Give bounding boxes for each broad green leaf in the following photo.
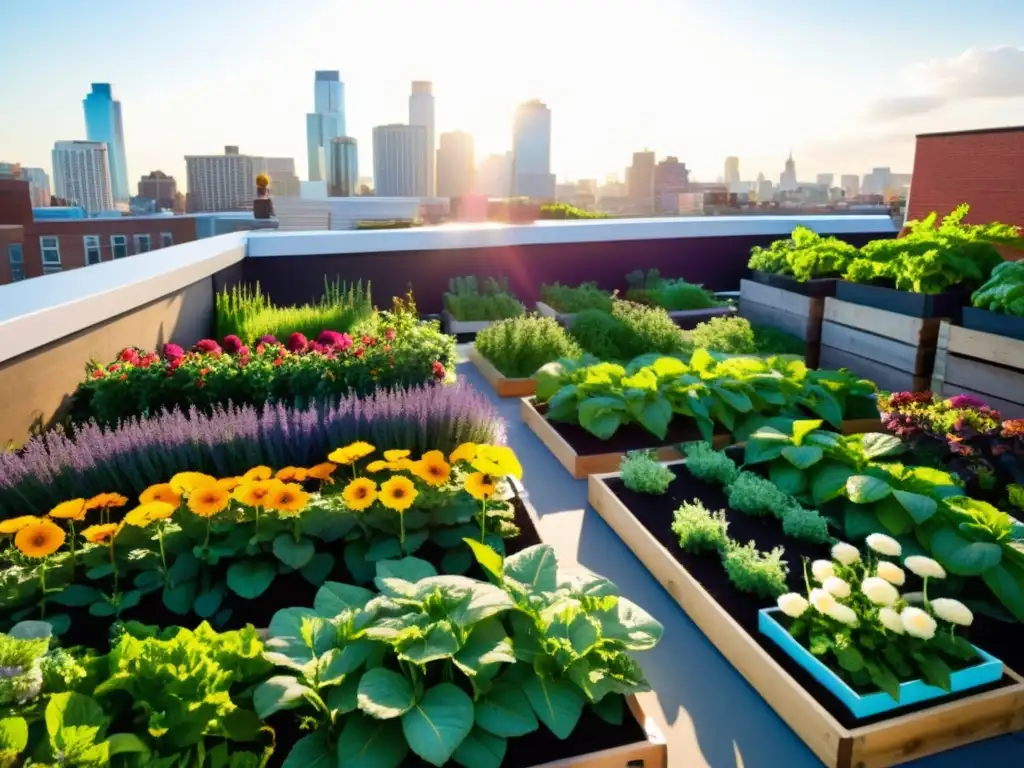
[578,396,626,440]
[504,545,557,595]
[464,539,504,583]
[45,692,106,742]
[844,502,882,540]
[221,708,262,743]
[166,551,200,586]
[441,547,474,575]
[781,445,823,469]
[357,668,416,719]
[835,644,865,673]
[591,694,624,725]
[475,683,538,738]
[892,490,938,524]
[344,540,376,583]
[982,562,1024,622]
[264,607,333,669]
[374,557,437,589]
[0,718,27,753]
[807,391,843,427]
[327,674,361,715]
[453,727,507,768]
[336,713,407,768]
[637,397,672,439]
[451,583,515,627]
[535,362,570,402]
[917,653,952,691]
[770,463,808,496]
[226,559,276,599]
[402,683,474,766]
[193,584,225,618]
[861,433,905,459]
[865,660,901,703]
[454,617,515,676]
[107,733,149,757]
[50,584,102,607]
[930,529,1002,576]
[742,438,786,466]
[651,356,687,377]
[300,553,335,586]
[281,731,337,768]
[254,676,315,719]
[366,538,404,562]
[875,496,914,536]
[162,581,197,615]
[791,419,823,446]
[811,462,855,506]
[400,624,460,665]
[846,475,892,504]
[274,534,317,569]
[522,675,584,739]
[315,582,376,618]
[319,640,378,684]
[594,597,663,650]
[712,386,753,414]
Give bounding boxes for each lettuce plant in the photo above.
[972,260,1024,316]
[257,542,662,767]
[748,226,858,281]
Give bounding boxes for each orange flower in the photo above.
[412,451,451,487]
[328,441,376,465]
[233,480,282,508]
[379,476,418,512]
[243,465,273,482]
[306,463,337,483]
[169,472,218,496]
[81,523,120,544]
[265,483,311,515]
[366,460,390,473]
[15,519,65,558]
[464,472,497,501]
[187,486,231,518]
[124,502,176,528]
[276,466,309,483]
[342,478,377,511]
[384,449,411,462]
[85,492,128,512]
[140,483,182,507]
[215,477,242,491]
[0,516,40,535]
[48,498,88,521]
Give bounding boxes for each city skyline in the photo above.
[2,1,1023,189]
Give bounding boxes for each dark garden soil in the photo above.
[604,464,1016,729]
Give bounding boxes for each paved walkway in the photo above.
[455,348,1024,767]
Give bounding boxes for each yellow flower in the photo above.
[449,443,478,464]
[265,483,311,515]
[276,466,309,483]
[81,523,120,544]
[328,441,376,465]
[366,460,389,473]
[233,480,282,508]
[0,516,40,535]
[187,486,231,518]
[15,519,66,558]
[471,445,523,480]
[412,452,451,487]
[169,472,218,496]
[140,483,182,507]
[124,502,176,528]
[48,499,88,521]
[384,449,411,462]
[243,465,273,482]
[342,478,378,511]
[307,463,337,483]
[215,477,242,491]
[379,476,418,512]
[85,492,129,512]
[464,472,497,501]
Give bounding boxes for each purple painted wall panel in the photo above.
[238,230,890,314]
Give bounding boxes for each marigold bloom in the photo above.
[187,486,231,518]
[328,441,376,465]
[233,480,282,508]
[140,483,182,507]
[85,492,129,512]
[342,478,378,511]
[0,516,40,535]
[15,519,66,558]
[265,483,311,514]
[449,443,478,464]
[215,477,242,491]
[49,498,88,521]
[379,476,418,512]
[243,465,273,482]
[464,472,497,501]
[412,453,451,487]
[384,449,411,462]
[471,445,522,480]
[366,460,389,473]
[169,472,218,495]
[276,466,309,483]
[124,502,176,528]
[306,463,337,483]
[82,523,120,544]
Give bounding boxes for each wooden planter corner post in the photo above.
[739,280,823,368]
[587,463,1024,768]
[931,322,1024,418]
[467,346,536,398]
[819,298,940,393]
[536,301,578,329]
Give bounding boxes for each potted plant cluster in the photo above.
[469,315,582,398]
[442,275,525,335]
[624,269,736,329]
[748,226,857,297]
[536,282,613,328]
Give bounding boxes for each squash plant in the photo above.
[741,418,1024,620]
[256,542,662,768]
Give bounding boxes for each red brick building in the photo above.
[0,179,198,284]
[908,126,1024,228]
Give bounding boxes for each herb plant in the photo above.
[971,260,1024,316]
[748,227,858,281]
[474,315,583,378]
[671,500,729,553]
[680,441,739,486]
[686,316,804,357]
[444,276,525,321]
[625,270,725,311]
[569,301,689,361]
[619,451,675,494]
[721,542,789,599]
[539,282,613,313]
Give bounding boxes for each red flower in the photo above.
[120,347,140,364]
[168,358,182,372]
[194,339,222,355]
[287,333,308,353]
[361,335,371,345]
[259,334,278,345]
[354,346,365,358]
[91,369,106,379]
[108,363,121,373]
[163,343,184,361]
[432,361,446,379]
[221,334,244,354]
[119,373,127,381]
[273,357,284,367]
[199,367,211,376]
[385,328,396,341]
[256,343,266,355]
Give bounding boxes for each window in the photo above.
[111,235,127,259]
[160,232,174,248]
[8,244,24,282]
[39,236,61,274]
[134,234,151,253]
[83,235,102,265]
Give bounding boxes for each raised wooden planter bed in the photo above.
[835,281,971,321]
[588,461,1024,768]
[931,321,1024,418]
[739,279,823,367]
[819,298,940,393]
[536,301,578,329]
[961,306,1024,342]
[665,305,736,330]
[467,345,536,398]
[442,310,498,336]
[521,397,730,479]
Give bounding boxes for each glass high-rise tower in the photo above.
[83,84,130,204]
[306,71,347,182]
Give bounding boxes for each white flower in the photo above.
[866,533,902,557]
[831,542,861,565]
[810,588,837,615]
[904,556,947,580]
[930,598,974,627]
[825,603,860,627]
[823,576,851,599]
[878,607,904,634]
[777,593,810,619]
[861,576,900,606]
[811,559,835,583]
[876,561,906,587]
[901,606,938,640]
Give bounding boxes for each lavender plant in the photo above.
[0,382,505,515]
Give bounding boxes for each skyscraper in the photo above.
[329,137,359,197]
[264,158,301,198]
[137,170,178,209]
[512,100,554,200]
[185,145,266,212]
[373,125,428,197]
[52,140,114,213]
[409,82,435,196]
[477,152,513,198]
[654,156,688,212]
[724,156,740,185]
[306,71,346,182]
[436,131,475,199]
[83,83,130,204]
[627,150,656,211]
[840,174,859,198]
[779,151,797,192]
[816,173,834,188]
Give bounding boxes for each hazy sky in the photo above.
[2,0,1023,190]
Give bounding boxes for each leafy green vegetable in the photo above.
[971,259,1024,317]
[619,451,675,495]
[539,282,613,313]
[748,226,858,281]
[444,276,525,321]
[474,315,583,378]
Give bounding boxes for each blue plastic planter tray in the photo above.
[758,608,1004,719]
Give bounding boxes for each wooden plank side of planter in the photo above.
[588,467,1024,768]
[740,299,821,342]
[819,346,929,393]
[536,301,578,329]
[824,299,940,348]
[740,279,818,318]
[943,322,1024,367]
[931,321,1024,416]
[821,323,933,376]
[530,694,667,768]
[442,311,496,336]
[467,346,536,398]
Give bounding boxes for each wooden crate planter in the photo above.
[931,322,1024,418]
[467,346,536,398]
[521,397,730,479]
[442,310,497,336]
[588,464,1024,768]
[819,298,940,393]
[536,301,578,329]
[739,279,823,367]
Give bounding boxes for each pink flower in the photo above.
[194,339,222,355]
[307,341,329,355]
[163,343,184,361]
[317,330,344,347]
[221,334,244,354]
[385,328,396,342]
[120,347,140,365]
[287,332,308,353]
[255,343,266,355]
[946,394,986,410]
[259,334,278,345]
